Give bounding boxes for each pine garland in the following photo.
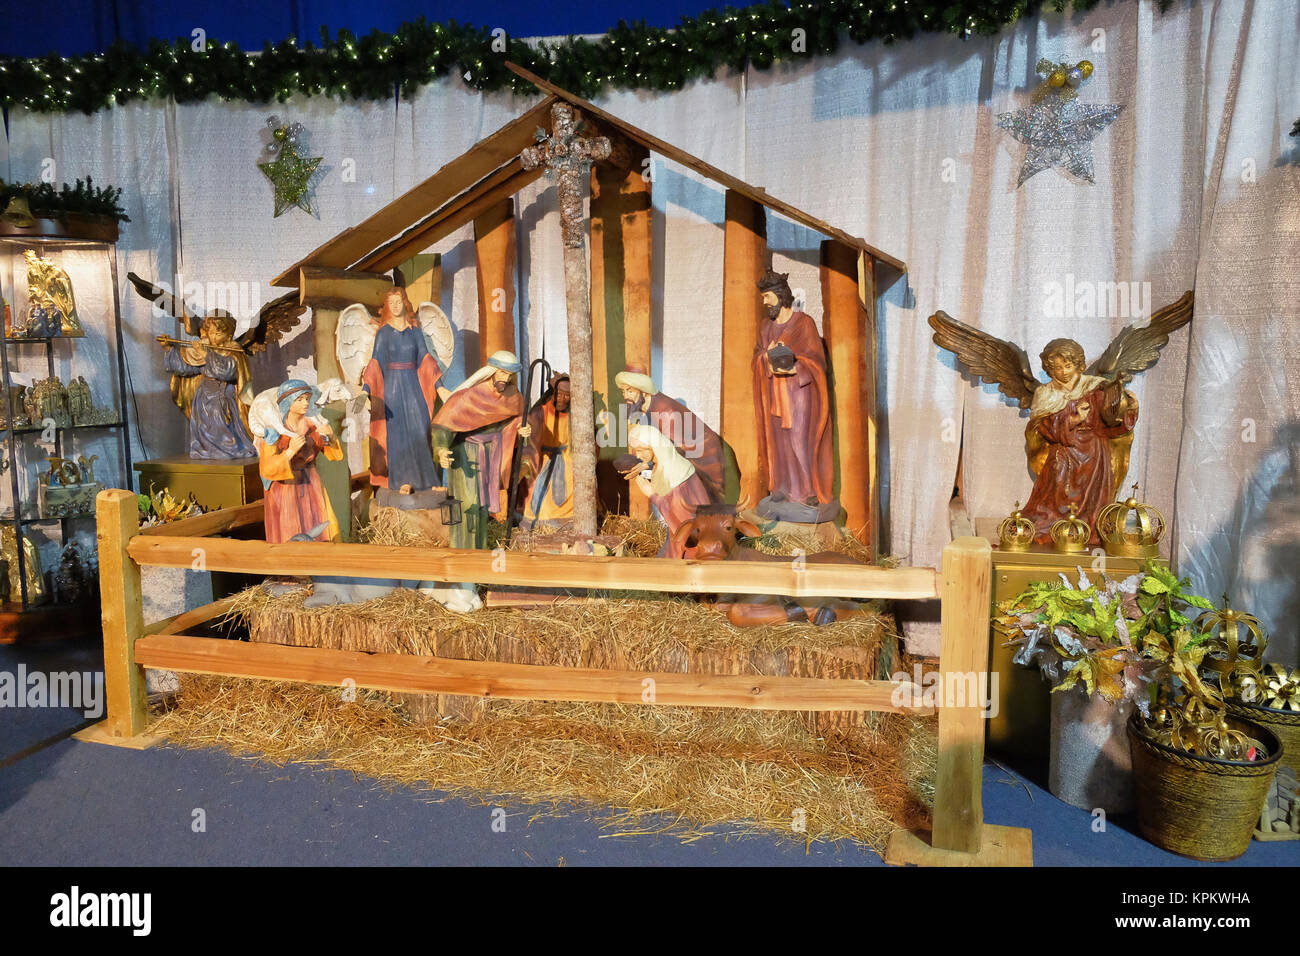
[0,177,131,222]
[0,0,1162,115]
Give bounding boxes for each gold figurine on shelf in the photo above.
[0,525,46,605]
[21,250,84,337]
[929,291,1193,545]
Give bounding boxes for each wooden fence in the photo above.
[88,486,1031,865]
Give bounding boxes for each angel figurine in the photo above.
[335,285,455,492]
[247,380,344,543]
[929,291,1193,545]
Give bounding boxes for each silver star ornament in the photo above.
[997,98,1123,187]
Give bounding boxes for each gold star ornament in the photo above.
[258,116,322,217]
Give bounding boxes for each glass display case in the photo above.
[0,217,133,638]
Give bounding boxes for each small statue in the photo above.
[55,541,97,606]
[620,422,712,558]
[615,366,727,504]
[1,525,46,605]
[753,269,837,522]
[521,372,574,530]
[127,273,258,460]
[335,286,455,492]
[248,380,343,543]
[22,250,84,337]
[25,376,69,428]
[431,351,527,550]
[929,292,1193,544]
[66,376,92,424]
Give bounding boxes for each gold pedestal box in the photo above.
[133,456,263,511]
[974,517,1167,760]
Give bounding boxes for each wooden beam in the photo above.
[146,594,242,636]
[357,164,542,276]
[134,634,935,715]
[271,96,560,287]
[474,197,518,364]
[590,140,654,523]
[822,240,872,549]
[396,253,442,308]
[96,489,148,738]
[721,190,767,508]
[504,62,906,274]
[126,535,941,601]
[858,252,881,556]
[932,536,993,853]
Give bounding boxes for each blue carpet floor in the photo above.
[1,641,1295,867]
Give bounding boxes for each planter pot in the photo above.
[1049,685,1135,813]
[1127,714,1281,861]
[1224,698,1298,776]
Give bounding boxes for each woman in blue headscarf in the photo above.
[257,380,344,543]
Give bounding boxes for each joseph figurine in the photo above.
[753,269,836,521]
[431,351,528,550]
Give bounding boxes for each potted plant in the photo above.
[996,562,1219,814]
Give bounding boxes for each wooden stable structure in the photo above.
[267,63,902,550]
[82,486,1032,866]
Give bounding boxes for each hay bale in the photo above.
[231,585,897,736]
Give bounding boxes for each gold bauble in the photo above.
[1078,60,1094,78]
[1049,69,1067,88]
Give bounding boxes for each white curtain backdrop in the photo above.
[4,0,1297,657]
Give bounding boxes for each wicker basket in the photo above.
[1127,714,1280,861]
[1224,698,1299,776]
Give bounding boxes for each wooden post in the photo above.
[933,535,992,852]
[474,198,517,365]
[721,190,767,507]
[591,141,653,517]
[397,253,442,310]
[95,489,148,739]
[821,240,872,549]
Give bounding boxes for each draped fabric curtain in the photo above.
[4,0,1296,657]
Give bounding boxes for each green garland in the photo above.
[0,177,131,222]
[1,0,1162,115]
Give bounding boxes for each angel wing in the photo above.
[126,272,202,335]
[928,311,1040,409]
[246,387,289,444]
[241,291,310,356]
[1086,291,1194,382]
[416,301,455,371]
[335,303,380,386]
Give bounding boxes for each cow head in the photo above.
[670,504,762,560]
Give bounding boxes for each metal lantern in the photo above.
[439,493,463,527]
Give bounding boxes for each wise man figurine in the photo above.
[614,366,727,504]
[752,269,837,523]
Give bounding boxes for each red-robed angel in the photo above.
[928,292,1193,545]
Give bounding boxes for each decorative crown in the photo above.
[1049,504,1090,553]
[998,501,1036,552]
[1097,485,1165,558]
[1197,597,1267,686]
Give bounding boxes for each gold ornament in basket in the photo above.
[1197,600,1268,688]
[1097,484,1165,558]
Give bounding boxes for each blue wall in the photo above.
[3,0,760,57]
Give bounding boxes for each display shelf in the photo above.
[0,229,133,621]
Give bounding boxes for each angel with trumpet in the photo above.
[335,286,455,493]
[928,291,1193,545]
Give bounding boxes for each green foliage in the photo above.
[997,559,1222,707]
[0,177,131,223]
[0,1,1153,114]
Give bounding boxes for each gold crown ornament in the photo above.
[1197,598,1268,685]
[998,501,1037,552]
[1097,485,1165,558]
[1049,504,1090,553]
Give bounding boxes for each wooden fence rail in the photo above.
[88,487,1031,866]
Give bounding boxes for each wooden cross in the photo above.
[520,104,611,538]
